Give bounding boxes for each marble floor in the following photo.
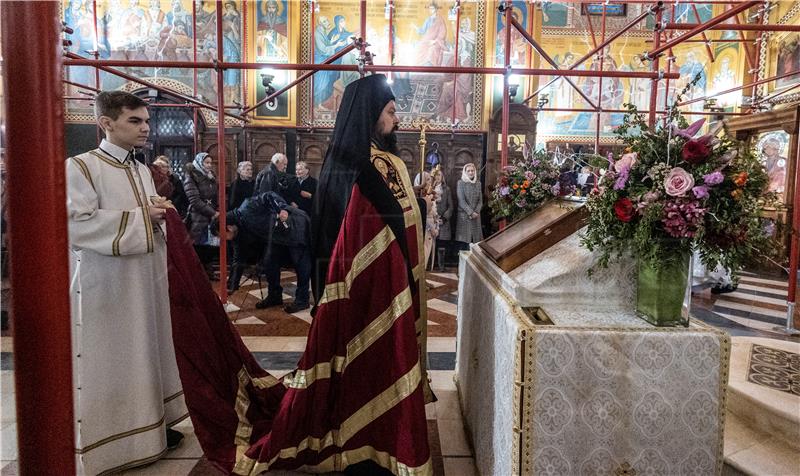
[0,266,797,475]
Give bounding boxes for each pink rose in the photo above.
[664,167,695,197]
[614,152,638,173]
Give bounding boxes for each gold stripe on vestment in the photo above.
[345,288,412,365]
[309,447,433,475]
[167,412,190,428]
[95,447,168,476]
[237,362,422,475]
[318,224,395,305]
[75,414,165,454]
[89,150,127,169]
[234,368,254,447]
[250,374,281,389]
[112,211,130,257]
[284,356,346,389]
[230,367,256,475]
[132,164,156,251]
[71,157,95,191]
[283,288,411,391]
[163,390,184,404]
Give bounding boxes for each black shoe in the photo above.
[255,295,283,309]
[711,283,738,294]
[284,302,310,313]
[166,428,184,450]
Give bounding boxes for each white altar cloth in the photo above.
[456,234,730,475]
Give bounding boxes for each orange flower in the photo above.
[731,189,743,200]
[522,180,530,188]
[512,183,519,190]
[519,189,527,195]
[733,172,748,187]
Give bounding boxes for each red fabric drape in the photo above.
[165,183,431,475]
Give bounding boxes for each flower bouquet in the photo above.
[581,100,772,326]
[489,149,577,223]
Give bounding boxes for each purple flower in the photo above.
[524,170,535,181]
[692,185,710,199]
[551,183,561,196]
[662,198,706,238]
[499,186,510,197]
[613,167,630,190]
[703,171,724,186]
[671,118,705,139]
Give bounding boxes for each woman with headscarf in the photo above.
[432,167,453,269]
[164,75,433,475]
[455,162,482,247]
[184,152,219,276]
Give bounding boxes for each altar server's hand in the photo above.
[149,205,168,224]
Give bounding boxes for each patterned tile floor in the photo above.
[0,268,472,476]
[1,265,798,475]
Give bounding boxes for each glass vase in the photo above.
[636,253,690,327]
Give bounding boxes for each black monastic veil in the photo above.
[310,74,415,306]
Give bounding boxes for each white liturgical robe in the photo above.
[66,140,187,475]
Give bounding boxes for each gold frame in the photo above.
[246,0,298,125]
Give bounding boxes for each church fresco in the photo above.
[306,0,484,129]
[63,0,244,118]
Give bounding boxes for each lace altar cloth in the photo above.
[456,232,730,476]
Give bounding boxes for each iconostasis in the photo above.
[61,0,798,140]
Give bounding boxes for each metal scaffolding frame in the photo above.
[4,1,800,471]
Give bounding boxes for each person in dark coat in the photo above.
[294,160,317,216]
[225,160,255,292]
[252,152,297,204]
[227,160,254,211]
[184,152,219,277]
[225,192,312,313]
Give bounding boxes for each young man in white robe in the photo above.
[66,91,187,475]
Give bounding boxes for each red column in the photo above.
[1,2,76,473]
[216,1,228,303]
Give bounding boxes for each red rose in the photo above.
[682,138,711,164]
[614,197,634,222]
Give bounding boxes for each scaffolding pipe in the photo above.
[2,2,76,472]
[644,1,759,59]
[359,0,367,78]
[648,6,662,127]
[665,22,800,32]
[595,3,608,153]
[751,82,800,106]
[732,12,756,70]
[450,0,461,127]
[63,57,679,79]
[510,17,598,109]
[63,79,101,92]
[677,68,800,107]
[242,42,357,115]
[538,107,748,116]
[216,0,228,304]
[523,2,662,104]
[64,52,249,122]
[692,3,715,64]
[501,1,512,171]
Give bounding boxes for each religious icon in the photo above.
[755,131,790,199]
